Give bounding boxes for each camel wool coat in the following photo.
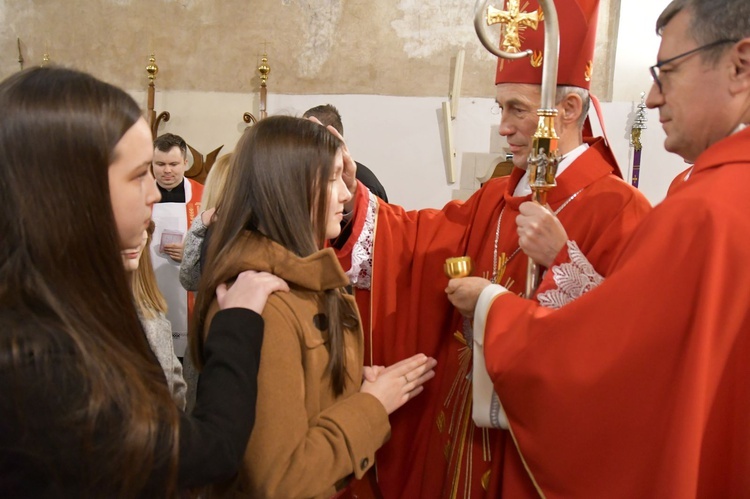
[204,231,390,499]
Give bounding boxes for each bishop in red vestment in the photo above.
[335,2,651,496]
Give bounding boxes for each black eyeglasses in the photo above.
[649,39,738,93]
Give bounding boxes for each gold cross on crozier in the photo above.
[487,0,539,53]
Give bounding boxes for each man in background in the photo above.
[150,133,203,357]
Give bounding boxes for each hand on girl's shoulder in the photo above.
[216,270,289,315]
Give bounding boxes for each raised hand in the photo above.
[306,115,358,199]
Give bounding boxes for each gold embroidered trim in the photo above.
[584,60,594,82]
[531,50,544,68]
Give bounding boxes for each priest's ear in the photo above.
[728,38,750,95]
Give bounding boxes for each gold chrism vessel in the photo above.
[444,256,474,279]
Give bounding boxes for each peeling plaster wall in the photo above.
[1,0,617,98]
[1,0,488,96]
[1,0,684,211]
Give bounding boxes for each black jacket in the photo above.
[0,307,263,496]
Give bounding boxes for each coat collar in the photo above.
[224,231,349,292]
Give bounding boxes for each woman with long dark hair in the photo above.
[193,116,437,498]
[0,66,287,497]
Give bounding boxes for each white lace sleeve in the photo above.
[346,189,378,290]
[537,240,604,309]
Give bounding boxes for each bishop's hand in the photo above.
[325,125,357,197]
[446,277,492,318]
[516,201,567,268]
[307,116,358,211]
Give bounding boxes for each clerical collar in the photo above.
[684,123,748,183]
[158,178,186,203]
[513,143,589,197]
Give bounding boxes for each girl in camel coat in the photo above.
[193,116,437,498]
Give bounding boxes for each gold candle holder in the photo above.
[444,256,474,279]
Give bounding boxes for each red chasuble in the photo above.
[480,127,750,497]
[667,164,693,196]
[336,138,651,498]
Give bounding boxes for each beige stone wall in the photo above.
[1,0,616,99]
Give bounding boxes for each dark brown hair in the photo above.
[194,116,357,396]
[154,132,188,158]
[657,0,750,62]
[303,104,345,135]
[0,67,178,496]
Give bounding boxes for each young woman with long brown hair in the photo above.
[193,116,437,498]
[0,66,288,497]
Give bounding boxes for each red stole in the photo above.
[186,178,203,327]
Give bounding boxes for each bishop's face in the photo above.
[495,83,543,170]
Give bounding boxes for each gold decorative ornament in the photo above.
[258,53,271,86]
[145,53,170,138]
[584,60,594,82]
[437,410,446,433]
[244,51,272,124]
[481,469,491,490]
[146,55,158,82]
[531,50,544,68]
[487,0,540,53]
